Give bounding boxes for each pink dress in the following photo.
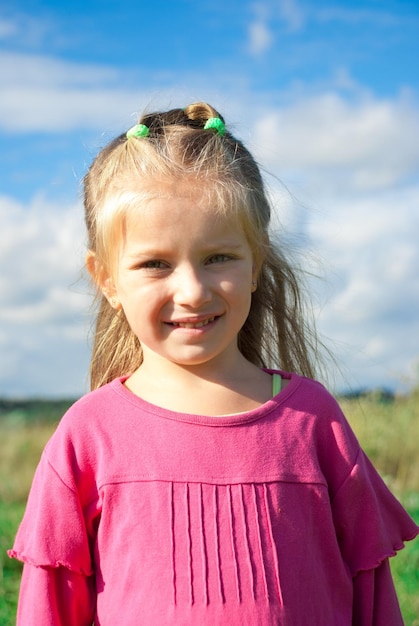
[9,372,418,625]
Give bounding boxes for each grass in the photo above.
[390,493,419,626]
[0,502,25,624]
[0,417,57,624]
[339,389,419,494]
[0,392,418,624]
[339,390,419,625]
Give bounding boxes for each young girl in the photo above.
[10,102,418,625]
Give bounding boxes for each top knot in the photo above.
[126,124,150,139]
[203,117,226,136]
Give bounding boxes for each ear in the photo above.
[86,251,122,310]
[251,266,258,293]
[251,233,268,292]
[251,257,262,293]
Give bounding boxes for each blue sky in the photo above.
[1,0,419,397]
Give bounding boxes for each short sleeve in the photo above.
[8,450,94,576]
[331,447,419,577]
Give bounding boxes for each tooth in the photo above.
[172,316,215,328]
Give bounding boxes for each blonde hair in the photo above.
[84,102,320,389]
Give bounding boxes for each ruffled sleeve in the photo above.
[8,449,94,576]
[16,562,96,626]
[308,382,419,577]
[352,559,404,626]
[331,447,418,577]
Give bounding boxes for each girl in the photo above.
[10,102,418,625]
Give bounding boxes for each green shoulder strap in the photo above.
[272,373,282,396]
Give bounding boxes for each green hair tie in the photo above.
[203,117,225,136]
[126,124,150,139]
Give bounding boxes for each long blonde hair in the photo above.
[84,102,320,389]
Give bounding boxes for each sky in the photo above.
[1,0,418,398]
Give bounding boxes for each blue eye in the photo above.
[141,260,168,269]
[207,254,231,264]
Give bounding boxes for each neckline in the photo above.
[110,370,301,427]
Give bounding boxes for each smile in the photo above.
[170,316,216,329]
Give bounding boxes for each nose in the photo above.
[172,265,211,308]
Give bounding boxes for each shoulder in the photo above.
[54,378,126,435]
[276,372,349,436]
[281,373,361,488]
[286,373,342,412]
[283,373,348,423]
[43,379,129,478]
[270,371,361,456]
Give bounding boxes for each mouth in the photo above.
[168,316,217,329]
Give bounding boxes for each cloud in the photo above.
[278,0,305,31]
[305,181,419,390]
[245,84,419,392]
[247,3,274,56]
[253,89,419,192]
[0,51,145,133]
[315,6,406,27]
[0,51,118,88]
[0,9,82,50]
[0,50,242,134]
[248,19,273,55]
[0,195,92,397]
[264,181,419,391]
[246,0,411,53]
[0,16,17,38]
[247,0,304,56]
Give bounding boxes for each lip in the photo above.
[165,315,219,329]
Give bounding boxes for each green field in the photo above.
[1,392,418,624]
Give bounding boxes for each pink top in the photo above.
[10,372,418,625]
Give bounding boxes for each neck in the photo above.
[125,352,273,416]
[139,342,258,382]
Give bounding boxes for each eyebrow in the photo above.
[124,241,246,259]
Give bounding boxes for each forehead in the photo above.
[123,187,247,245]
[129,177,225,209]
[120,177,242,228]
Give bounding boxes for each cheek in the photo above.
[220,270,253,295]
[221,281,253,316]
[119,283,168,318]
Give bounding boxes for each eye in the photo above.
[206,253,233,264]
[139,260,169,270]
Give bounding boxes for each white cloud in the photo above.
[0,10,75,49]
[315,6,405,27]
[248,19,273,55]
[247,3,274,56]
[305,184,419,391]
[0,51,240,134]
[246,84,419,393]
[0,17,17,38]
[0,51,118,88]
[278,0,305,31]
[253,89,419,192]
[0,51,145,133]
[247,0,304,56]
[0,195,92,397]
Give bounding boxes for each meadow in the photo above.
[0,392,418,624]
